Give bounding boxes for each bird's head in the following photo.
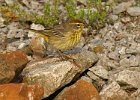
[66,19,84,32]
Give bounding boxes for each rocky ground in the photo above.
[0,0,140,100]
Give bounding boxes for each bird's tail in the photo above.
[28,29,49,42]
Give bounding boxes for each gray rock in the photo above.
[134,35,140,43]
[87,71,106,90]
[127,7,140,16]
[69,50,98,72]
[116,70,140,88]
[97,54,119,70]
[121,17,131,23]
[103,42,116,52]
[87,71,100,80]
[14,29,26,39]
[6,45,17,51]
[109,14,118,21]
[18,43,27,49]
[28,31,36,38]
[119,47,126,55]
[30,23,45,30]
[77,0,87,6]
[30,37,46,57]
[114,22,123,32]
[6,23,25,39]
[106,60,119,70]
[80,76,93,83]
[89,65,109,79]
[22,50,98,98]
[22,58,79,97]
[0,34,6,51]
[126,67,140,72]
[126,43,140,54]
[113,1,134,14]
[7,30,17,39]
[5,0,16,5]
[108,49,120,60]
[129,89,140,100]
[120,55,139,67]
[100,81,129,100]
[0,17,5,27]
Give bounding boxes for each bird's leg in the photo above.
[57,50,81,68]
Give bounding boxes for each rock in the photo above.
[14,29,26,39]
[28,30,35,38]
[30,23,45,30]
[21,0,30,8]
[22,50,98,98]
[6,22,23,39]
[108,49,120,60]
[134,35,140,43]
[55,80,100,100]
[109,14,118,21]
[126,43,140,54]
[121,17,131,23]
[103,41,116,53]
[113,22,123,32]
[129,89,140,100]
[86,39,104,53]
[30,37,47,58]
[0,34,7,51]
[0,51,28,83]
[89,65,109,79]
[126,67,140,72]
[6,39,30,52]
[87,71,100,81]
[7,30,17,39]
[0,17,5,27]
[80,76,93,83]
[69,50,98,72]
[30,1,42,10]
[127,7,140,16]
[119,55,139,67]
[77,0,87,6]
[113,1,134,14]
[7,29,26,40]
[87,71,106,91]
[97,54,119,70]
[119,47,126,55]
[5,0,16,5]
[18,43,27,49]
[0,83,44,100]
[116,70,140,88]
[6,45,17,51]
[100,81,129,100]
[22,58,79,98]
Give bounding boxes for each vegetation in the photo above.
[0,0,108,29]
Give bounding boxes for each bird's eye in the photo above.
[76,24,81,28]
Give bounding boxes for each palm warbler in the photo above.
[31,19,84,52]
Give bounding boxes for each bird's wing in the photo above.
[29,23,69,38]
[43,24,69,37]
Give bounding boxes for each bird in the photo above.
[30,19,84,52]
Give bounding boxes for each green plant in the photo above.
[75,9,85,20]
[42,2,58,27]
[0,0,108,29]
[66,0,76,18]
[87,0,107,29]
[4,2,59,27]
